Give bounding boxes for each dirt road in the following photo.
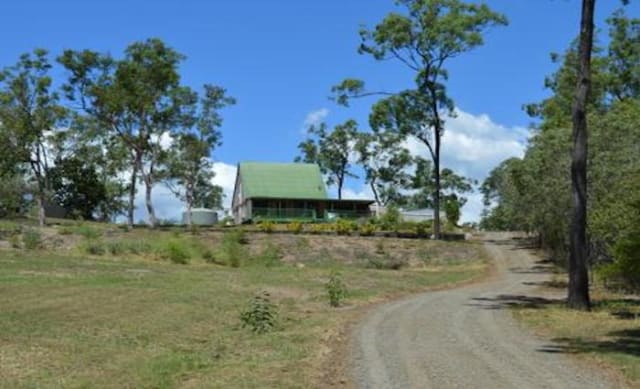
[351,233,618,389]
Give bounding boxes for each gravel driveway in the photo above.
[351,233,618,389]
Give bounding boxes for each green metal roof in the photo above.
[239,162,328,200]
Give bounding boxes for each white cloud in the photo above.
[211,162,237,209]
[301,108,329,132]
[344,108,528,223]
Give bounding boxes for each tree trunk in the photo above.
[185,198,193,227]
[127,158,139,229]
[143,173,157,228]
[568,0,595,311]
[432,131,442,239]
[337,176,343,200]
[36,191,46,227]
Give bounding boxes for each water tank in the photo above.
[182,208,218,225]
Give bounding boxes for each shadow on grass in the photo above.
[538,329,640,357]
[468,294,562,310]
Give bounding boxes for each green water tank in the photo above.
[182,208,218,225]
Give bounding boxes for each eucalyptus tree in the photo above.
[568,0,596,310]
[165,85,234,226]
[332,0,507,238]
[296,119,359,199]
[60,39,233,228]
[355,131,413,206]
[0,49,67,226]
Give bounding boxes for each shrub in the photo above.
[326,271,347,307]
[335,219,356,235]
[58,226,74,235]
[598,234,640,292]
[202,249,216,263]
[379,207,401,232]
[0,221,21,239]
[374,239,385,255]
[415,221,430,236]
[309,223,327,234]
[222,231,248,267]
[22,228,42,250]
[83,241,105,255]
[8,234,21,249]
[164,241,191,264]
[75,224,102,240]
[240,291,277,333]
[359,222,377,236]
[286,221,303,234]
[258,221,275,233]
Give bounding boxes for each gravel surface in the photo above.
[352,233,618,389]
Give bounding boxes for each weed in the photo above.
[202,249,216,263]
[221,231,248,267]
[8,234,21,249]
[83,241,106,255]
[240,291,277,333]
[58,226,74,235]
[75,225,102,240]
[415,222,430,236]
[309,223,326,234]
[0,221,21,239]
[164,241,191,264]
[326,271,347,307]
[22,228,42,250]
[375,239,385,255]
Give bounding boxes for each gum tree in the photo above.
[333,0,506,238]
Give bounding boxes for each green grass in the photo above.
[0,232,486,388]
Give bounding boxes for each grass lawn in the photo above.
[0,225,487,388]
[512,278,640,387]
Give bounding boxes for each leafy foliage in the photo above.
[325,271,347,307]
[240,291,277,334]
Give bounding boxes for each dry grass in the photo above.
[512,279,640,387]
[0,226,487,388]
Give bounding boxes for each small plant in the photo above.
[75,224,102,240]
[240,291,277,334]
[164,241,191,264]
[202,249,216,263]
[83,241,105,255]
[222,230,248,267]
[0,221,21,239]
[106,241,126,255]
[286,221,303,234]
[326,271,347,307]
[8,234,21,249]
[374,239,385,255]
[58,226,74,235]
[22,228,42,250]
[258,221,275,233]
[359,222,377,236]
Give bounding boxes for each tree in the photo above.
[354,130,413,206]
[164,85,233,226]
[332,0,507,238]
[60,39,232,228]
[0,49,67,226]
[46,155,113,220]
[567,0,596,311]
[406,157,475,211]
[296,120,359,199]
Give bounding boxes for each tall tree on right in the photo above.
[568,0,596,310]
[332,0,506,238]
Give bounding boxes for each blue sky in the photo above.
[2,0,638,222]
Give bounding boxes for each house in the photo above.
[231,162,374,224]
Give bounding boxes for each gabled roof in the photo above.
[238,162,328,200]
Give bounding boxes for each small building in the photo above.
[232,162,374,224]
